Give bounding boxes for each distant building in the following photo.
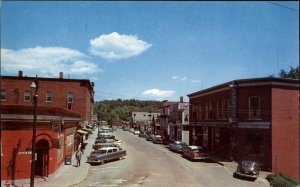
[187,77,299,179]
[0,71,95,184]
[131,111,160,133]
[159,97,190,144]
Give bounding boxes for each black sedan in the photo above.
[234,160,260,180]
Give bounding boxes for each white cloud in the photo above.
[142,89,175,98]
[181,77,187,81]
[1,46,101,77]
[191,79,201,83]
[172,75,188,81]
[172,75,179,80]
[89,32,152,60]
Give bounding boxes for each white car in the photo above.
[134,131,140,135]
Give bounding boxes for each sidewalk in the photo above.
[22,131,97,187]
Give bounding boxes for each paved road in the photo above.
[74,129,269,187]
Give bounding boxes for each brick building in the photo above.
[0,71,95,184]
[1,71,94,122]
[187,77,299,179]
[160,97,190,144]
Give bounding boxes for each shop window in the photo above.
[249,96,261,119]
[46,91,53,102]
[24,91,30,101]
[1,90,6,101]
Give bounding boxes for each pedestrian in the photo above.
[75,150,82,167]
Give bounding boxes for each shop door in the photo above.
[35,139,49,177]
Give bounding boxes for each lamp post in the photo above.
[30,80,39,187]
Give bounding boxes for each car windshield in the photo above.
[241,161,256,166]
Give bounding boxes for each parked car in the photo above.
[145,134,153,141]
[87,147,126,165]
[152,135,164,144]
[134,130,140,135]
[122,127,129,131]
[93,142,120,150]
[98,133,115,139]
[234,160,260,180]
[129,128,135,133]
[182,146,208,160]
[139,132,146,138]
[169,141,188,153]
[94,138,122,146]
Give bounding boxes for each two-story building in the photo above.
[1,71,95,185]
[131,111,160,133]
[187,77,299,179]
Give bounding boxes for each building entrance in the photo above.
[35,139,49,177]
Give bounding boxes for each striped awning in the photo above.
[77,129,88,134]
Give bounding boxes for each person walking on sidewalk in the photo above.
[75,150,82,167]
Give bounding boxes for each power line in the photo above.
[266,1,299,12]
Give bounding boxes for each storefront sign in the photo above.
[18,151,32,155]
[51,120,62,132]
[229,82,237,123]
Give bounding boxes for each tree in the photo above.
[278,66,299,79]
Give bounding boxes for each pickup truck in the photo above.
[87,147,126,165]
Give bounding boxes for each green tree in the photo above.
[278,66,299,79]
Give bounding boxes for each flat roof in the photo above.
[187,77,299,97]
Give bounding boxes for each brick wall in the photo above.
[1,77,93,121]
[272,87,299,179]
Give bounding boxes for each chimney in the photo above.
[18,70,23,77]
[59,72,63,79]
[180,96,183,103]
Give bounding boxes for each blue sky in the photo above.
[1,1,299,101]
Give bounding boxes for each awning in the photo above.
[77,129,88,134]
[82,128,93,133]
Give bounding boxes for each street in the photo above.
[74,129,270,187]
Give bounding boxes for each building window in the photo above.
[24,91,30,101]
[1,90,6,101]
[197,104,202,121]
[67,92,73,110]
[46,91,53,102]
[249,96,261,119]
[222,100,228,119]
[208,102,213,119]
[217,101,222,119]
[205,103,209,120]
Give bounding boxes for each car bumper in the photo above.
[235,171,258,179]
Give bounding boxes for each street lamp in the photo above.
[30,80,39,187]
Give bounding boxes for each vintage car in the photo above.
[94,138,122,146]
[182,146,208,160]
[87,147,126,165]
[129,128,135,133]
[152,135,164,144]
[145,134,153,141]
[169,141,188,153]
[234,160,260,180]
[98,133,115,139]
[134,130,140,135]
[139,132,146,138]
[92,142,120,150]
